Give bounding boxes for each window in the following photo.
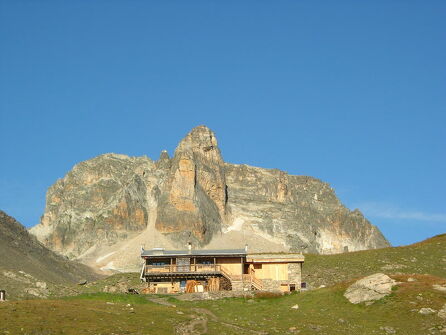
[254,264,262,269]
[200,260,212,265]
[152,262,167,266]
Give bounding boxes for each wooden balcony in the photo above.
[143,264,223,276]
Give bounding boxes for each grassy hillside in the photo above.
[302,234,446,288]
[0,273,445,335]
[0,211,101,300]
[0,233,445,334]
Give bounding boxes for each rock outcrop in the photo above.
[344,273,397,304]
[30,125,390,270]
[155,126,227,246]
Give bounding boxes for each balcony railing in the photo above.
[144,264,222,274]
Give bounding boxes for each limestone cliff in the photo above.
[30,126,389,270]
[155,126,227,246]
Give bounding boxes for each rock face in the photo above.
[30,125,390,270]
[31,154,155,258]
[344,273,397,304]
[155,126,227,246]
[224,164,387,253]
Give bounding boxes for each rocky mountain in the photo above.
[0,210,100,299]
[30,126,389,271]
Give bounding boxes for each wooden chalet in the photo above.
[140,246,304,293]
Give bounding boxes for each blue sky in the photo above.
[0,1,445,246]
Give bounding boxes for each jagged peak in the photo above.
[174,125,220,157]
[159,150,170,160]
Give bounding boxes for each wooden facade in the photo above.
[140,248,304,293]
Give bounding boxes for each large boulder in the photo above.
[344,273,397,304]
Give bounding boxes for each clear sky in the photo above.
[1,1,445,247]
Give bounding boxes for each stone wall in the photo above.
[257,263,302,292]
[288,263,302,288]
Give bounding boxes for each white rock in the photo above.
[433,284,446,293]
[344,273,397,304]
[407,277,416,282]
[380,326,396,334]
[437,304,446,319]
[419,307,436,315]
[291,304,299,309]
[36,282,47,289]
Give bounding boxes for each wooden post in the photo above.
[193,257,196,272]
[214,257,216,271]
[241,256,244,290]
[170,258,173,272]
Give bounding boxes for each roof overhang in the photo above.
[246,253,305,263]
[141,248,247,258]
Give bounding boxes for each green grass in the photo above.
[1,274,445,334]
[302,234,446,288]
[170,274,446,335]
[1,234,445,334]
[63,292,153,304]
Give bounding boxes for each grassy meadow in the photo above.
[0,234,445,335]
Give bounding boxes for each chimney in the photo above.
[245,244,248,253]
[187,242,192,253]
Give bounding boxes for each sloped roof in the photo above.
[141,248,247,257]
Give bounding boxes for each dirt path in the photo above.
[147,297,266,335]
[147,297,177,307]
[174,307,267,335]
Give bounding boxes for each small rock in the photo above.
[177,311,184,315]
[438,304,446,319]
[419,308,436,315]
[36,282,47,289]
[318,285,326,289]
[106,302,114,305]
[380,326,396,334]
[291,304,299,310]
[407,277,416,282]
[337,318,345,324]
[126,304,131,307]
[433,284,446,293]
[78,279,87,286]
